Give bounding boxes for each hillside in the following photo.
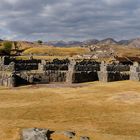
[128,38,140,48]
[1,38,140,61]
[16,39,140,58]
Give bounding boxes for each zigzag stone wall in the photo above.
[0,56,139,87]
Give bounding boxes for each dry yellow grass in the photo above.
[93,44,140,57]
[16,55,71,60]
[0,81,140,139]
[22,46,89,56]
[114,46,140,57]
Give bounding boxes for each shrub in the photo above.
[3,41,12,55]
[37,40,43,44]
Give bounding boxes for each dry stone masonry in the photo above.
[73,60,100,83]
[0,56,139,87]
[98,62,130,82]
[130,62,140,81]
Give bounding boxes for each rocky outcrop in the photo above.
[22,128,51,140]
[22,128,90,140]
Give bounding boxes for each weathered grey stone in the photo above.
[29,75,34,83]
[22,128,50,140]
[80,136,90,140]
[66,60,76,83]
[98,62,130,82]
[130,62,140,81]
[62,131,76,139]
[133,61,139,67]
[8,73,16,87]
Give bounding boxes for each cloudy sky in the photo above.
[0,0,140,41]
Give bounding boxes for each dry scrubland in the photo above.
[1,41,140,58]
[15,45,140,62]
[22,47,89,56]
[0,81,140,139]
[114,45,140,57]
[18,44,140,60]
[21,44,140,57]
[1,41,89,57]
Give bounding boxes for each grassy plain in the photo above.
[0,81,140,139]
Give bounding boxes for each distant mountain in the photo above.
[99,38,117,45]
[118,40,130,45]
[45,39,114,47]
[44,38,140,47]
[45,40,82,47]
[82,39,99,45]
[128,38,140,48]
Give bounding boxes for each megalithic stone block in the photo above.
[98,71,109,82]
[8,73,17,87]
[130,62,140,81]
[66,60,76,83]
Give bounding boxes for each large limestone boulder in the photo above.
[22,128,50,140]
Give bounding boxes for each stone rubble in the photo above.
[22,128,90,140]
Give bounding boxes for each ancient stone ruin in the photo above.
[0,56,140,87]
[98,61,130,82]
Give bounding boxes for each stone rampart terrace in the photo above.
[0,56,139,87]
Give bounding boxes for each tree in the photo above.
[3,41,12,55]
[37,40,43,44]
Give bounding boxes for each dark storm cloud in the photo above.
[0,0,140,41]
